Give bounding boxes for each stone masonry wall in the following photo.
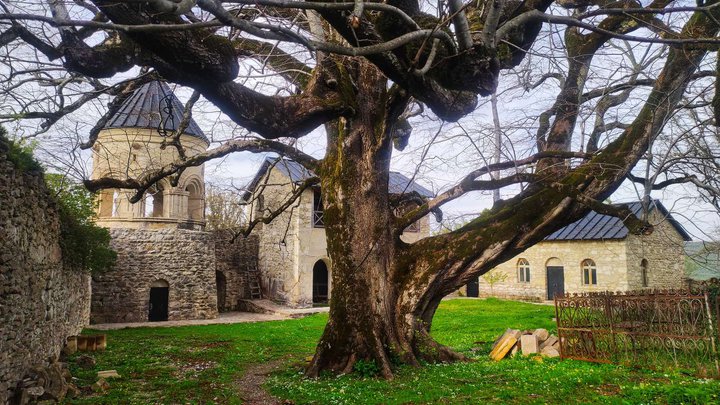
[0,150,90,404]
[214,231,259,312]
[253,168,303,306]
[91,228,217,323]
[475,239,630,301]
[625,210,686,290]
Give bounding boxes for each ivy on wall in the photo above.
[0,127,116,274]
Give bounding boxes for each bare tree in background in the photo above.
[204,183,247,231]
[3,0,720,378]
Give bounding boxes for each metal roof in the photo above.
[544,200,691,242]
[243,157,434,199]
[104,81,208,143]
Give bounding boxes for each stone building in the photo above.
[90,81,233,324]
[468,200,692,301]
[244,158,433,307]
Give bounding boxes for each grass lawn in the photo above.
[67,298,720,404]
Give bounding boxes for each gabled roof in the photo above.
[544,200,691,242]
[243,157,434,200]
[104,81,208,143]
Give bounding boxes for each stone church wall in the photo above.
[214,231,259,311]
[91,228,217,323]
[475,239,631,301]
[625,211,687,290]
[0,148,90,404]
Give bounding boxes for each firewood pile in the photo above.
[489,328,560,360]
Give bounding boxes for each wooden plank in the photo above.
[489,336,518,361]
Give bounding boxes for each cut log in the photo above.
[63,336,77,356]
[95,335,107,351]
[76,336,87,352]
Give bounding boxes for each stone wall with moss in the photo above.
[0,144,90,404]
[90,228,217,323]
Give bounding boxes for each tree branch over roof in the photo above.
[84,139,319,201]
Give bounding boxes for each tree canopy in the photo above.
[3,0,720,378]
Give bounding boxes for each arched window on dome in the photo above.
[186,181,204,221]
[112,191,120,217]
[98,190,115,217]
[144,185,164,218]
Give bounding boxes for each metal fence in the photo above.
[555,290,720,377]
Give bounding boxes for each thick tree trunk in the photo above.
[306,59,463,378]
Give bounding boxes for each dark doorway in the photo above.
[466,278,479,297]
[149,286,169,322]
[312,260,329,304]
[546,266,565,300]
[216,271,227,312]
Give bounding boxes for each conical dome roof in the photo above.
[103,81,208,143]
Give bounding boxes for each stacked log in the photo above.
[489,328,560,360]
[63,335,106,355]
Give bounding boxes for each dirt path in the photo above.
[236,359,288,404]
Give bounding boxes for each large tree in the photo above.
[2,0,720,378]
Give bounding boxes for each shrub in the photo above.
[0,126,43,173]
[45,174,117,274]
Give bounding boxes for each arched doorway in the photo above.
[312,260,329,304]
[546,258,565,300]
[466,278,479,297]
[216,271,227,312]
[149,279,169,321]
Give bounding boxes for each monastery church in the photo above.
[89,80,690,324]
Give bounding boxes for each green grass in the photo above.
[66,298,720,404]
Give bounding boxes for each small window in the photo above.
[641,259,649,287]
[313,189,324,228]
[582,259,597,285]
[517,258,531,282]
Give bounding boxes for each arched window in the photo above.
[98,190,114,217]
[581,259,597,285]
[112,191,120,217]
[517,258,531,282]
[144,185,164,218]
[641,259,649,287]
[186,181,204,220]
[144,193,155,217]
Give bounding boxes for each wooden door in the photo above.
[466,279,479,297]
[546,266,565,300]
